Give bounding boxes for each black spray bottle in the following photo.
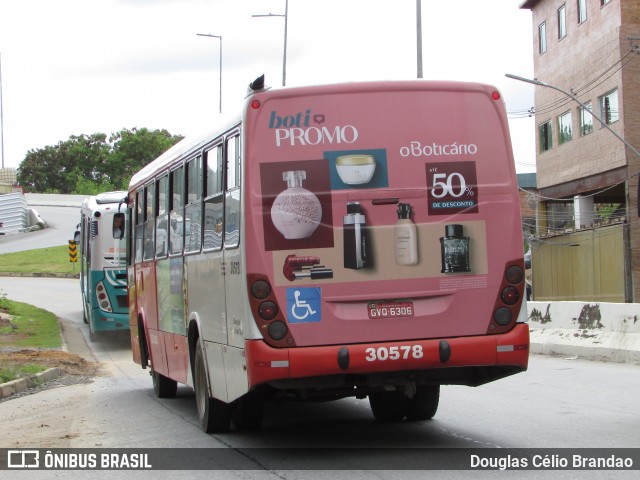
[343,202,370,269]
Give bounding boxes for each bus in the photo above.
[127,77,529,432]
[76,191,129,340]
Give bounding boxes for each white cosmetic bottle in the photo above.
[394,203,418,266]
[271,170,322,239]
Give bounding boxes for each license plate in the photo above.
[368,301,414,319]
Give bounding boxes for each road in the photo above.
[0,276,638,479]
[0,205,80,254]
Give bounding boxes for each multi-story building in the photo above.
[520,0,640,302]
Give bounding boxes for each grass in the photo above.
[0,245,78,275]
[0,364,47,383]
[0,296,63,349]
[0,293,63,382]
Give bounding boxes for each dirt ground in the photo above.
[0,349,102,377]
[0,310,112,447]
[0,309,104,398]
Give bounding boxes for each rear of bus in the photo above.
[81,193,129,336]
[242,81,528,398]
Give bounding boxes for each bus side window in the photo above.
[224,135,241,249]
[134,190,144,264]
[204,143,224,251]
[113,213,125,239]
[156,175,169,258]
[143,183,155,261]
[170,166,185,255]
[185,156,203,253]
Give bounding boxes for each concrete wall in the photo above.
[528,300,640,364]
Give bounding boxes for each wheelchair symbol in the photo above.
[291,290,317,320]
[287,287,321,323]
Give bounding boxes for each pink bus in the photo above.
[127,77,529,432]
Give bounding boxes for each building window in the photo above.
[538,22,547,54]
[601,0,611,6]
[577,0,587,24]
[558,5,567,39]
[558,111,573,144]
[579,103,594,136]
[600,89,619,125]
[539,120,553,152]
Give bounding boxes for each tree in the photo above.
[106,128,184,190]
[17,128,183,193]
[18,144,66,193]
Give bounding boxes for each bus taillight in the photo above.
[96,281,113,312]
[258,301,278,320]
[251,280,271,299]
[248,274,296,347]
[267,321,288,341]
[501,286,520,305]
[489,263,525,333]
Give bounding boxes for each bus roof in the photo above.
[94,191,128,205]
[128,79,505,192]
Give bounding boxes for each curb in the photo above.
[0,272,79,279]
[530,342,640,364]
[0,367,61,399]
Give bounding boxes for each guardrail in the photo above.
[0,193,29,234]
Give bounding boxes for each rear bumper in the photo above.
[246,323,529,388]
[91,309,130,332]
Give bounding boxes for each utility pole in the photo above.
[0,52,5,168]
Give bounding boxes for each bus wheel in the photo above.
[138,322,149,370]
[369,390,408,422]
[232,391,265,431]
[152,371,177,398]
[406,385,440,421]
[194,338,231,433]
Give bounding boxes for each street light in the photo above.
[506,73,640,215]
[416,0,423,78]
[252,0,288,86]
[197,33,222,113]
[506,73,640,160]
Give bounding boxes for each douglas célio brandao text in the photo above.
[470,453,634,470]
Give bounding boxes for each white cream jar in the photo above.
[335,154,376,185]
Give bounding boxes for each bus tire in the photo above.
[194,338,231,433]
[232,391,265,431]
[138,321,149,370]
[369,390,408,422]
[152,371,177,398]
[406,385,440,421]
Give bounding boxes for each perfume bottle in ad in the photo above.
[271,170,322,239]
[395,203,418,266]
[343,202,369,269]
[440,224,471,273]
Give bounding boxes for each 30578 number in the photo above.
[364,345,424,362]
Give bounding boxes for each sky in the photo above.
[0,0,536,173]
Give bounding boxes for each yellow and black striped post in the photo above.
[68,240,78,263]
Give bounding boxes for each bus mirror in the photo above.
[73,231,81,244]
